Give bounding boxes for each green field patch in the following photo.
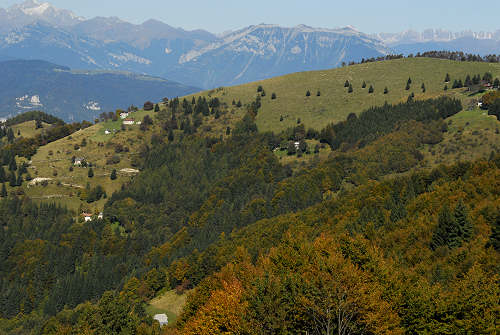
[146,289,192,326]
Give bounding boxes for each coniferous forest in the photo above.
[0,91,498,335]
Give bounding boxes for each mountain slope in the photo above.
[185,57,500,132]
[165,24,388,88]
[0,59,200,121]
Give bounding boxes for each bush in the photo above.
[106,155,121,165]
[143,101,154,111]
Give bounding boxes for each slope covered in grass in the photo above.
[190,57,500,132]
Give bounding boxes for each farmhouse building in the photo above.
[120,112,129,119]
[74,157,85,166]
[154,314,168,327]
[123,118,135,125]
[82,213,93,222]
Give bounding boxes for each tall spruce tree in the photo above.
[431,201,473,250]
[445,73,450,82]
[431,204,454,250]
[9,172,16,187]
[452,200,473,245]
[0,183,6,197]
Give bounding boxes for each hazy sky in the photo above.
[3,0,499,34]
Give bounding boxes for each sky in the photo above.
[3,0,500,34]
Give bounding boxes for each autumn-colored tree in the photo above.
[181,279,248,335]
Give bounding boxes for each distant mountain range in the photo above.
[0,1,388,89]
[374,28,500,56]
[0,59,199,121]
[1,1,500,93]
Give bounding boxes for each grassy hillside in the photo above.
[11,120,50,139]
[15,110,156,213]
[189,58,500,132]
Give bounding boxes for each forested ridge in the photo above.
[0,96,499,334]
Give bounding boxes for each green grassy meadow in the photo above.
[187,58,500,133]
[145,289,192,326]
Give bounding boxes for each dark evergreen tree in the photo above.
[452,200,473,245]
[472,74,481,85]
[168,130,174,142]
[1,183,6,197]
[421,83,426,92]
[8,157,17,171]
[444,85,448,91]
[0,166,5,183]
[9,172,16,187]
[457,79,463,88]
[154,104,160,113]
[488,214,500,251]
[431,204,454,250]
[236,100,242,108]
[16,173,22,187]
[287,141,296,155]
[317,90,321,97]
[261,90,266,97]
[257,85,263,93]
[452,80,459,89]
[405,82,411,90]
[279,115,283,122]
[482,72,493,83]
[368,85,374,93]
[493,78,500,88]
[306,90,311,97]
[297,118,301,124]
[445,73,450,82]
[88,168,94,178]
[271,92,277,100]
[407,77,412,85]
[465,75,472,87]
[362,81,366,88]
[431,201,473,250]
[348,84,353,93]
[344,80,350,87]
[7,128,14,143]
[384,87,389,94]
[110,169,117,180]
[226,127,231,135]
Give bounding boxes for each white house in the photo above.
[104,129,111,135]
[98,212,104,220]
[82,213,93,222]
[74,157,85,166]
[154,314,168,327]
[123,118,135,125]
[120,112,129,119]
[294,141,300,150]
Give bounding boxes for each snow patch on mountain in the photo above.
[21,1,51,16]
